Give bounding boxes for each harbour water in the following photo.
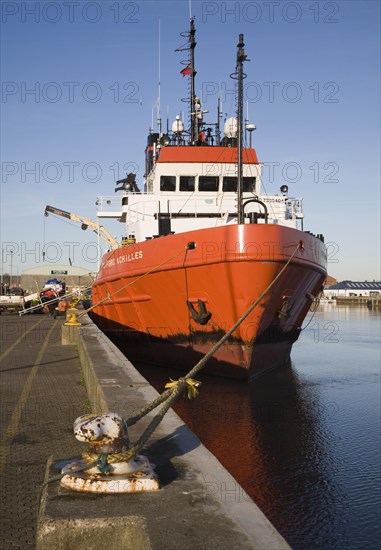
[133,305,381,549]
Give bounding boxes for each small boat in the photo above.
[41,278,66,299]
[20,278,66,314]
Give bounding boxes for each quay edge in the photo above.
[37,314,290,550]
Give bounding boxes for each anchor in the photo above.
[277,296,294,320]
[186,299,212,325]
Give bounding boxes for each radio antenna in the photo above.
[157,19,162,135]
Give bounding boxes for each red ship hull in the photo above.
[91,224,326,380]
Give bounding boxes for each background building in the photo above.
[21,265,95,294]
[323,281,381,298]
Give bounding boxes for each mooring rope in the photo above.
[38,241,302,503]
[82,241,303,465]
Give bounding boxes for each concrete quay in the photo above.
[1,311,290,549]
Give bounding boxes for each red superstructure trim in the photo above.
[157,146,259,164]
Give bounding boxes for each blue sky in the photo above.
[1,0,380,281]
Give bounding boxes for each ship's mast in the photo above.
[157,19,162,136]
[234,34,248,224]
[176,17,197,145]
[189,17,197,144]
[216,96,222,146]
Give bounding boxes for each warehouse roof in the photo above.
[21,264,93,276]
[327,280,381,290]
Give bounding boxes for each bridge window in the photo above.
[222,177,237,192]
[180,176,195,191]
[199,176,219,192]
[222,176,256,192]
[243,177,256,192]
[160,176,176,191]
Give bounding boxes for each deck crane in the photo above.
[44,205,119,250]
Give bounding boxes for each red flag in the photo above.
[180,65,192,77]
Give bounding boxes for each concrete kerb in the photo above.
[37,456,152,550]
[37,314,290,550]
[62,323,80,346]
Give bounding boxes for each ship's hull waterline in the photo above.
[91,224,326,379]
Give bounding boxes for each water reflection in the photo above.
[247,364,342,546]
[134,360,335,547]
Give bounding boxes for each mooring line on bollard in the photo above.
[82,242,303,467]
[37,247,190,502]
[38,242,302,500]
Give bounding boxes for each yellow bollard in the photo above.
[64,312,81,326]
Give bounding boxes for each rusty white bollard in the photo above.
[60,413,159,493]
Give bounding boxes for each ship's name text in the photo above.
[105,250,143,268]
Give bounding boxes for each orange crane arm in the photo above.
[44,205,119,250]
